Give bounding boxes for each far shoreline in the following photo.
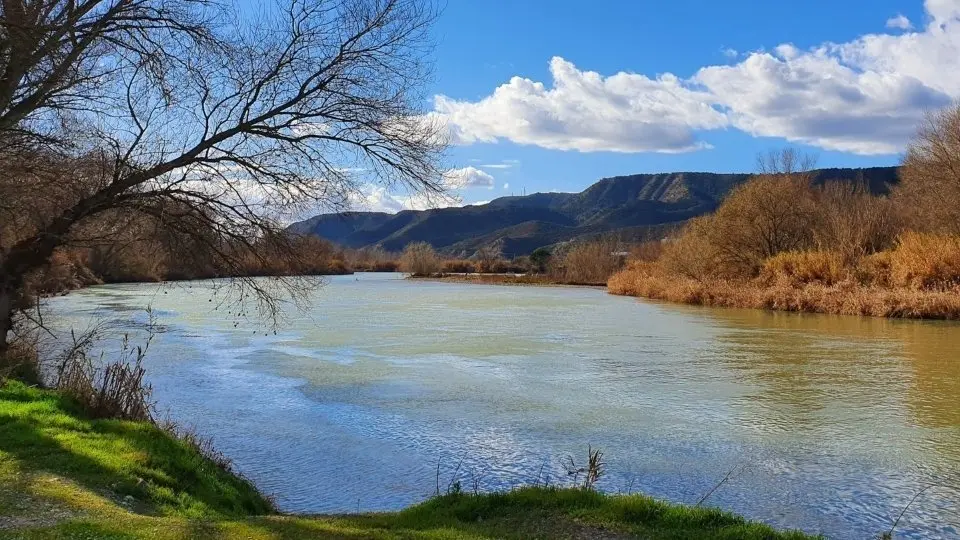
[408,273,607,289]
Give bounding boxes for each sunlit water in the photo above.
[43,273,960,539]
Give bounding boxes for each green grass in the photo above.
[0,380,819,539]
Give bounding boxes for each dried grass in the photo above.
[889,231,960,290]
[759,251,846,286]
[608,262,960,320]
[55,332,155,422]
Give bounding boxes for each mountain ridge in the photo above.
[287,166,899,257]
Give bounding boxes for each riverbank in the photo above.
[0,380,814,539]
[413,273,608,287]
[608,262,960,319]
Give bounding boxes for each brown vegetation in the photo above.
[425,273,567,286]
[552,238,626,285]
[400,242,442,276]
[347,246,401,272]
[608,262,960,319]
[609,120,960,319]
[416,238,627,286]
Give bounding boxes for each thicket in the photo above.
[610,107,960,319]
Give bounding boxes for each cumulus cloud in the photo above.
[503,183,510,190]
[694,47,949,154]
[886,13,914,29]
[926,0,960,22]
[442,166,495,189]
[434,0,960,155]
[434,56,726,153]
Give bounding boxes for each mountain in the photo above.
[287,166,900,257]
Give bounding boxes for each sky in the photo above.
[348,0,960,212]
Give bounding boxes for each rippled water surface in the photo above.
[44,273,960,539]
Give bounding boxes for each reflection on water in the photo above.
[43,274,960,539]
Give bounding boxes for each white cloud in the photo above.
[349,185,463,213]
[442,166,495,189]
[926,0,960,22]
[345,166,494,213]
[434,56,726,153]
[886,13,914,30]
[434,0,960,155]
[481,163,514,169]
[502,182,510,190]
[722,47,739,59]
[694,49,948,154]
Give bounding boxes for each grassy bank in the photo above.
[608,261,960,320]
[0,380,815,539]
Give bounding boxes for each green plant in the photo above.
[530,247,552,273]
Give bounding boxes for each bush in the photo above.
[707,174,819,278]
[442,259,477,273]
[474,244,503,273]
[628,240,664,263]
[555,239,624,285]
[897,103,960,235]
[854,251,893,287]
[889,231,960,290]
[813,181,901,262]
[0,341,41,386]
[55,332,155,422]
[506,257,531,273]
[369,260,400,272]
[530,248,551,273]
[400,242,441,276]
[760,251,846,286]
[658,217,725,280]
[348,246,400,272]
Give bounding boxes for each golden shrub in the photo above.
[556,238,624,285]
[759,251,846,286]
[441,259,477,273]
[400,242,441,276]
[854,251,893,287]
[889,231,960,290]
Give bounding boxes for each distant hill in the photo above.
[287,167,899,257]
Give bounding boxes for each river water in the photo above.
[43,273,959,539]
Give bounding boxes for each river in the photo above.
[42,273,960,539]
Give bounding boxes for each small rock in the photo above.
[123,495,135,504]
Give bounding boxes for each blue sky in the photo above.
[353,0,960,210]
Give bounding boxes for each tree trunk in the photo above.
[0,285,13,357]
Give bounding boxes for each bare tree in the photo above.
[399,241,438,276]
[699,149,819,278]
[812,180,901,263]
[898,103,960,235]
[474,241,502,273]
[756,148,817,178]
[0,0,446,354]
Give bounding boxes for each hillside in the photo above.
[288,167,899,256]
